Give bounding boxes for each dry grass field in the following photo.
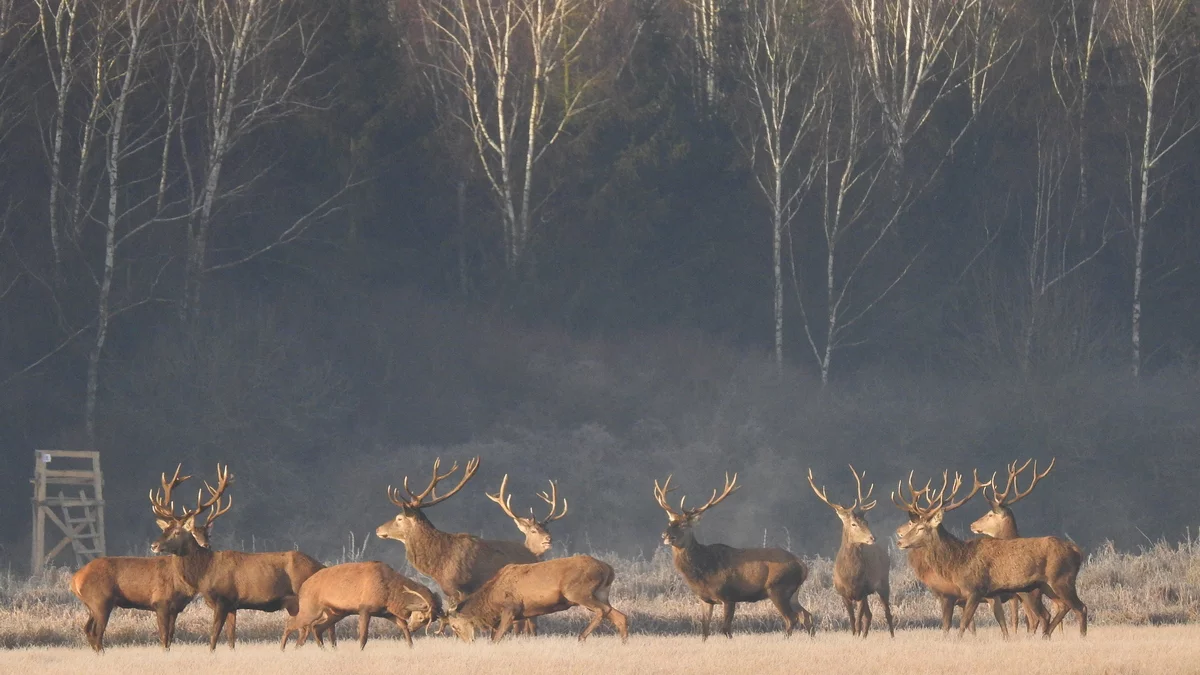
[2,539,1198,673]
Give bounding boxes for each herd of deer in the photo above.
[67,456,1086,652]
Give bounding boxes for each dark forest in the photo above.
[2,0,1199,569]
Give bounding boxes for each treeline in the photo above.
[1,0,1199,565]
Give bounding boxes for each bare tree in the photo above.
[83,0,165,444]
[178,0,341,319]
[35,0,85,269]
[419,0,605,273]
[844,0,978,168]
[737,0,826,368]
[32,0,173,443]
[682,0,724,111]
[1111,0,1198,377]
[792,60,919,385]
[1049,0,1109,207]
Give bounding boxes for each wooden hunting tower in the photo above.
[31,450,106,573]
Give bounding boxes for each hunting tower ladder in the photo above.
[31,450,106,573]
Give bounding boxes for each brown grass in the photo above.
[3,627,1199,675]
[1,538,1198,670]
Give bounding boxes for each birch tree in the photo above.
[794,60,919,384]
[844,0,978,169]
[1111,0,1198,377]
[420,0,605,273]
[1012,120,1110,374]
[737,0,826,368]
[1049,0,1108,206]
[684,0,724,110]
[179,0,338,320]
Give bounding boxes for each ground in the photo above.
[3,626,1199,675]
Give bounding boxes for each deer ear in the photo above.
[182,514,197,531]
[155,518,171,531]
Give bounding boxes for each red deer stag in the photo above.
[444,555,628,643]
[280,561,442,649]
[807,466,894,637]
[653,473,814,640]
[70,466,205,651]
[971,458,1056,634]
[375,457,538,605]
[486,474,568,558]
[895,470,1086,638]
[150,465,327,650]
[485,474,569,635]
[890,471,1000,634]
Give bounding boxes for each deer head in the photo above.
[807,465,877,546]
[893,469,987,550]
[149,464,232,554]
[653,473,739,548]
[486,474,568,556]
[376,457,480,543]
[971,458,1055,537]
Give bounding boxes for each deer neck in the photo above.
[927,524,972,569]
[672,531,718,579]
[176,544,215,592]
[402,513,459,576]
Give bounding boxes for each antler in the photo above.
[891,470,933,514]
[149,464,191,519]
[485,474,520,521]
[848,464,877,512]
[678,473,739,517]
[988,457,1055,508]
[924,469,989,513]
[389,457,480,509]
[535,480,568,525]
[653,474,682,518]
[185,464,233,523]
[807,468,852,512]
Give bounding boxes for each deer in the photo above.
[485,473,569,636]
[280,561,443,650]
[375,457,539,606]
[653,472,814,640]
[443,555,628,643]
[148,465,327,651]
[807,466,894,637]
[894,470,1087,638]
[971,458,1057,634]
[69,465,207,651]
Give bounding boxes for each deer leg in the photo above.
[88,602,113,652]
[990,598,1009,640]
[720,601,737,639]
[394,617,414,648]
[859,599,873,638]
[493,610,516,643]
[1021,591,1043,633]
[1009,596,1020,635]
[210,604,230,652]
[226,610,237,649]
[700,601,715,641]
[879,592,896,638]
[608,607,630,643]
[767,589,798,637]
[938,595,955,633]
[958,596,983,638]
[579,606,606,642]
[357,610,371,650]
[155,605,173,650]
[1044,584,1087,638]
[842,596,857,636]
